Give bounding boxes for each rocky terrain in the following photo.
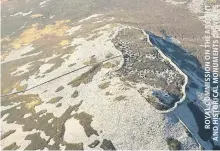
[112,28,184,110]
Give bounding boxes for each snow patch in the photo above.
[78,14,103,23]
[39,64,54,74]
[66,25,81,35]
[10,11,32,17]
[64,118,87,143]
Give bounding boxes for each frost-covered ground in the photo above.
[1,0,211,150]
[1,18,199,150]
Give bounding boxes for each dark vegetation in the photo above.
[166,137,181,150]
